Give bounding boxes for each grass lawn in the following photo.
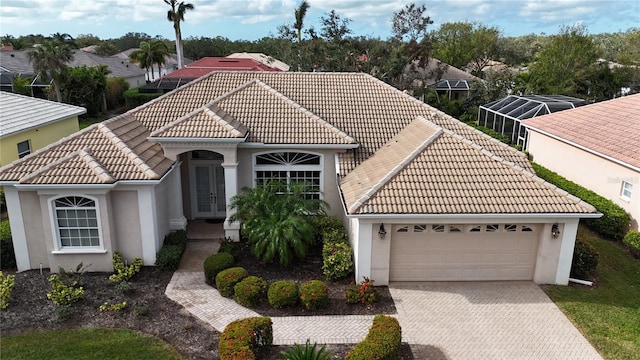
[1,328,182,360]
[544,225,640,360]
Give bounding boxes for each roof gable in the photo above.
[523,94,640,170]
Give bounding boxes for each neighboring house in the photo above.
[523,94,640,229]
[0,92,86,166]
[112,49,193,82]
[226,52,290,71]
[479,95,588,147]
[0,49,147,91]
[408,58,481,101]
[139,57,282,93]
[0,72,599,286]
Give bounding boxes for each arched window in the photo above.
[254,152,323,199]
[53,196,101,248]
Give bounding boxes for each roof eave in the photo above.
[148,137,247,144]
[238,143,359,149]
[346,212,602,219]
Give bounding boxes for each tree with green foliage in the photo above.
[528,24,599,97]
[391,2,432,43]
[431,22,500,76]
[28,39,74,102]
[11,75,31,96]
[229,181,327,266]
[293,1,310,71]
[129,40,169,81]
[59,65,109,115]
[165,0,194,69]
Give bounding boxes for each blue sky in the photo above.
[0,0,638,41]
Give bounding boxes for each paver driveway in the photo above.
[390,283,602,360]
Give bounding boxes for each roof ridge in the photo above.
[348,116,443,213]
[440,127,597,212]
[250,79,357,144]
[78,148,115,183]
[203,106,244,137]
[97,123,160,179]
[19,151,81,183]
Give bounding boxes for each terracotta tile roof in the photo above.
[523,94,640,170]
[0,114,174,184]
[150,104,248,139]
[341,117,596,215]
[161,57,281,79]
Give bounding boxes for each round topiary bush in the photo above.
[204,252,235,286]
[299,280,329,311]
[267,280,299,309]
[215,267,249,297]
[234,276,268,307]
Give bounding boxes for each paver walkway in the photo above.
[166,241,603,359]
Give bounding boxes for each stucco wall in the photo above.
[528,131,639,227]
[0,116,79,166]
[20,191,48,268]
[111,190,142,260]
[155,175,171,242]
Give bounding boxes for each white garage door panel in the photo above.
[390,224,539,281]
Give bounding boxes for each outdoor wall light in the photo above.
[378,223,387,240]
[551,223,561,239]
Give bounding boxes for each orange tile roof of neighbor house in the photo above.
[0,72,597,215]
[523,94,640,170]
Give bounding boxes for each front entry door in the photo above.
[190,162,226,218]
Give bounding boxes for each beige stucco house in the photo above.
[0,92,86,166]
[0,72,599,285]
[522,94,639,229]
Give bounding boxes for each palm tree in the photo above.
[164,0,194,69]
[229,181,327,266]
[28,40,73,102]
[293,1,310,71]
[129,40,169,81]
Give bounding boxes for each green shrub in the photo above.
[123,86,162,108]
[281,339,333,360]
[155,245,184,271]
[109,253,143,284]
[105,77,129,110]
[204,252,235,286]
[268,280,299,309]
[313,214,347,244]
[155,230,188,271]
[322,242,354,281]
[531,163,631,240]
[570,240,599,279]
[58,262,89,287]
[345,277,380,304]
[219,317,273,360]
[99,301,127,312]
[47,274,85,306]
[623,230,640,258]
[0,271,15,310]
[234,276,268,307]
[216,267,249,297]
[299,280,329,311]
[345,315,402,360]
[0,220,16,270]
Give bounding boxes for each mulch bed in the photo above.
[1,241,413,359]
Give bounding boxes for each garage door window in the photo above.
[449,225,462,233]
[505,224,517,232]
[432,225,445,232]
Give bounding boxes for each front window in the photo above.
[254,152,322,200]
[53,196,101,248]
[621,181,633,201]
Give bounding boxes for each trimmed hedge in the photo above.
[345,315,402,360]
[234,276,267,307]
[299,280,329,311]
[204,252,235,286]
[219,317,273,360]
[268,280,298,309]
[0,220,16,270]
[322,242,354,281]
[155,230,188,271]
[531,163,631,241]
[123,86,162,108]
[216,267,249,297]
[623,230,640,258]
[570,240,599,279]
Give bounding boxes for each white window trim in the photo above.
[620,181,633,201]
[252,151,324,199]
[48,195,106,254]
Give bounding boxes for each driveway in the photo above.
[390,283,602,360]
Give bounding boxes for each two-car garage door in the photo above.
[390,224,539,282]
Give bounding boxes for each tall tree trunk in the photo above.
[175,25,184,69]
[53,80,62,102]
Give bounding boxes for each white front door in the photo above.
[190,162,226,218]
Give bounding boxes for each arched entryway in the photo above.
[187,150,226,219]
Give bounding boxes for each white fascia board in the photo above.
[520,127,640,172]
[15,183,115,191]
[346,212,602,220]
[239,143,358,149]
